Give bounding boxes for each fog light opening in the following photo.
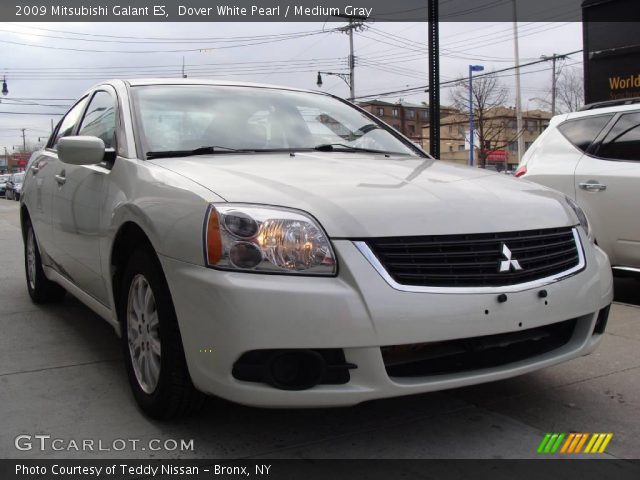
[265,350,326,391]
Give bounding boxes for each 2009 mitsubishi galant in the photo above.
[21,80,613,418]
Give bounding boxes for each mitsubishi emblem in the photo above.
[498,243,523,272]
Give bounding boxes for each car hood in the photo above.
[150,152,576,237]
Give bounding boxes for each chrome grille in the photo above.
[363,227,583,288]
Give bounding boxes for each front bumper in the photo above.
[160,229,613,407]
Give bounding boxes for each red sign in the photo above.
[486,150,509,161]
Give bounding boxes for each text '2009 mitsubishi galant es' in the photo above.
[20,80,612,418]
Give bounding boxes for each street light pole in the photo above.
[316,71,353,97]
[468,64,484,167]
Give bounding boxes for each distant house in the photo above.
[421,107,552,169]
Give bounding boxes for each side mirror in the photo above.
[58,136,107,166]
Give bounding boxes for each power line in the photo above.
[353,49,583,100]
[0,111,64,115]
[3,24,337,43]
[0,30,334,54]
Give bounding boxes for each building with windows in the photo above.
[5,152,31,173]
[421,107,552,169]
[358,100,456,146]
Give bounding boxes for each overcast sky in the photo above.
[0,21,583,153]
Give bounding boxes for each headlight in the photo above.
[204,204,337,275]
[565,196,593,242]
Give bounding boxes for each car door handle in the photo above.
[55,174,66,185]
[579,181,606,192]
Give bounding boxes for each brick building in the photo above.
[358,100,456,146]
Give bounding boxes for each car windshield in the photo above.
[132,85,419,157]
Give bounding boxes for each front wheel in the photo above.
[120,249,204,419]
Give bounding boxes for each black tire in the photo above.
[24,220,66,304]
[119,248,205,419]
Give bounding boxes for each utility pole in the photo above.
[347,18,355,101]
[551,55,557,116]
[541,53,566,116]
[512,0,525,162]
[333,14,366,101]
[182,56,187,78]
[20,128,26,152]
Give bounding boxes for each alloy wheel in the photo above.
[26,227,37,291]
[127,274,161,394]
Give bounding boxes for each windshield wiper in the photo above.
[146,145,246,159]
[313,143,391,154]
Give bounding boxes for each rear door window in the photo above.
[558,115,613,152]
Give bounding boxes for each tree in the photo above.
[449,73,522,168]
[556,67,584,113]
[535,66,585,114]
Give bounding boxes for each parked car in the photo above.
[0,174,10,197]
[516,98,640,276]
[21,80,613,419]
[6,172,25,201]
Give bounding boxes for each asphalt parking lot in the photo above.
[0,199,638,460]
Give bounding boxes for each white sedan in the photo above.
[21,79,613,418]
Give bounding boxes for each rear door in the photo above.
[575,111,640,268]
[523,114,613,198]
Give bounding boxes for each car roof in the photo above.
[96,78,323,95]
[563,101,640,120]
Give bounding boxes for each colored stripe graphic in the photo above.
[539,433,613,454]
[584,433,599,453]
[545,434,559,453]
[598,434,613,453]
[560,433,575,453]
[585,433,614,453]
[537,433,552,454]
[575,433,589,453]
[550,433,565,453]
[568,433,583,453]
